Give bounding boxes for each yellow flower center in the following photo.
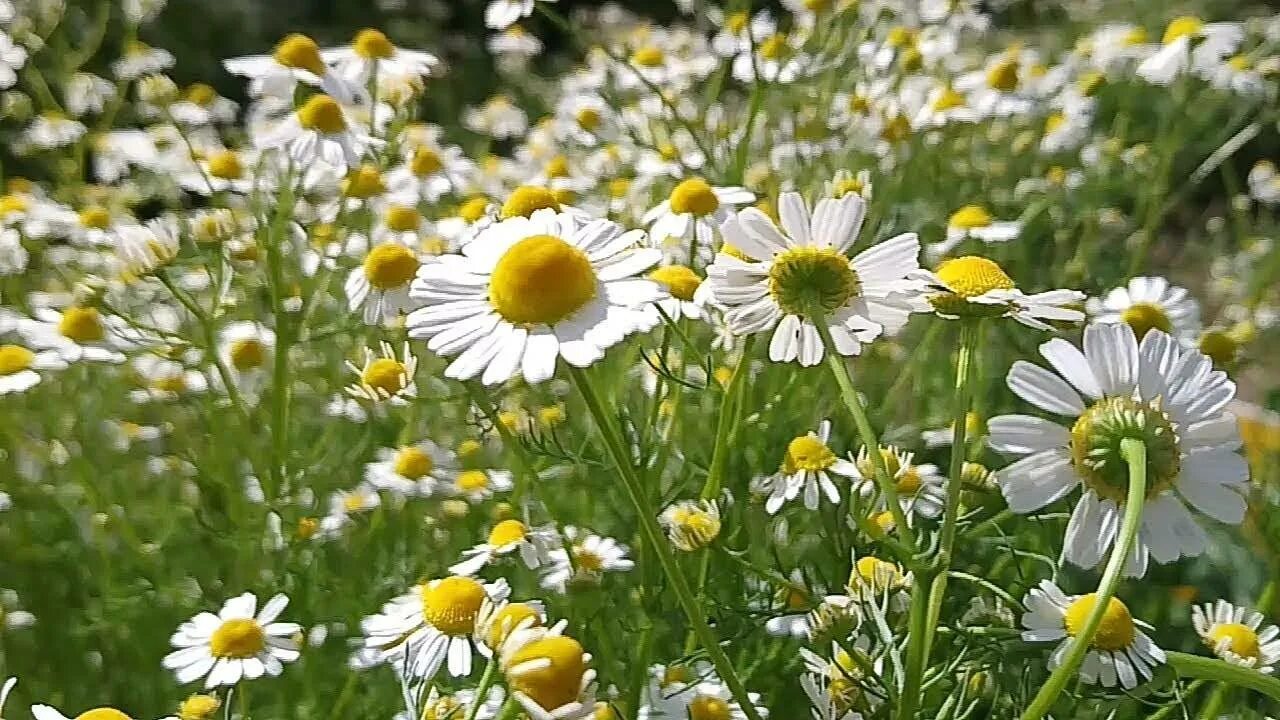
[229,339,267,371]
[669,178,720,216]
[457,469,489,492]
[185,83,217,107]
[209,618,266,658]
[273,33,327,75]
[768,246,860,316]
[1120,302,1172,339]
[1063,594,1135,651]
[725,11,749,34]
[1070,396,1180,503]
[488,518,528,547]
[662,664,693,686]
[573,545,604,572]
[353,28,395,59]
[0,194,29,214]
[544,155,570,179]
[1123,27,1148,45]
[1045,113,1066,134]
[832,176,865,198]
[344,164,386,198]
[410,147,443,176]
[935,256,1014,298]
[500,186,561,219]
[688,696,732,720]
[151,374,188,394]
[986,58,1020,92]
[207,151,244,180]
[422,697,462,720]
[458,439,483,457]
[880,113,912,143]
[1208,623,1261,661]
[79,207,112,230]
[847,94,870,114]
[421,576,487,635]
[852,556,904,591]
[932,86,967,112]
[1163,16,1204,44]
[76,710,132,720]
[360,358,407,395]
[760,34,789,60]
[667,505,721,549]
[887,26,916,48]
[384,205,423,233]
[948,205,993,230]
[1198,330,1238,365]
[1227,55,1250,72]
[575,107,602,132]
[803,0,832,10]
[0,344,35,375]
[177,694,220,720]
[393,446,433,479]
[297,95,346,134]
[363,244,419,290]
[489,234,597,325]
[783,434,837,473]
[898,47,923,73]
[631,45,665,67]
[1077,71,1106,97]
[59,306,105,343]
[458,196,490,223]
[485,602,542,649]
[649,264,701,301]
[507,635,587,710]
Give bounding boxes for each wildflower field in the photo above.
[4,0,1280,718]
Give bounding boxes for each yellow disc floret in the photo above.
[783,434,837,473]
[229,339,267,371]
[1120,302,1172,339]
[488,519,528,547]
[631,46,665,67]
[985,58,1020,92]
[393,446,433,479]
[485,602,542,649]
[363,244,419,290]
[297,94,346,133]
[384,205,423,233]
[1064,594,1135,651]
[207,150,244,180]
[506,635,588,710]
[177,695,221,720]
[935,256,1014,298]
[209,618,266,659]
[489,234,597,325]
[76,710,132,720]
[948,205,994,230]
[501,186,561,219]
[1208,623,1261,661]
[59,306,106,343]
[457,470,490,492]
[768,246,860,316]
[688,696,732,720]
[649,265,702,301]
[353,28,395,59]
[421,576,487,635]
[1163,16,1204,44]
[361,358,407,395]
[668,178,720,216]
[79,206,112,230]
[0,345,35,375]
[272,33,327,75]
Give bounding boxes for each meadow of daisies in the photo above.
[5,0,1280,718]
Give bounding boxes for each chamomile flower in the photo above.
[1192,601,1280,672]
[321,29,440,87]
[451,519,559,575]
[21,113,87,150]
[1020,580,1165,689]
[486,0,555,30]
[707,191,926,366]
[756,420,860,514]
[500,626,597,720]
[18,305,129,363]
[346,241,422,325]
[364,441,457,496]
[161,592,301,688]
[988,323,1246,577]
[449,468,515,502]
[217,321,275,384]
[406,208,663,386]
[385,143,475,204]
[927,255,1085,330]
[1086,276,1201,343]
[850,445,947,520]
[926,205,1021,260]
[0,344,66,394]
[645,264,707,321]
[1248,161,1280,205]
[643,178,754,267]
[31,706,137,720]
[224,33,363,102]
[256,94,380,171]
[641,665,768,720]
[1137,17,1244,86]
[799,642,877,720]
[658,499,722,551]
[540,529,634,592]
[344,341,418,403]
[847,553,911,608]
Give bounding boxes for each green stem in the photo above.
[265,175,298,501]
[1020,438,1148,720]
[1164,652,1280,702]
[701,335,756,500]
[569,367,763,720]
[466,658,498,720]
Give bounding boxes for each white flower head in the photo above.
[162,592,301,688]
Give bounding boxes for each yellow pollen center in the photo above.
[1123,27,1148,45]
[932,86,967,112]
[688,696,732,720]
[668,178,720,216]
[545,155,570,179]
[458,196,489,222]
[185,83,217,107]
[500,186,561,219]
[887,26,916,48]
[768,246,860,316]
[1208,623,1261,661]
[507,635,587,711]
[760,34,789,61]
[948,205,993,229]
[833,177,865,198]
[79,207,112,230]
[363,244,419,289]
[986,58,1020,92]
[297,95,346,133]
[422,697,462,720]
[177,695,220,720]
[0,344,35,375]
[1164,16,1204,44]
[360,358,406,394]
[344,165,386,198]
[272,33,327,75]
[853,556,903,590]
[1063,594,1135,651]
[575,107,602,132]
[76,710,132,720]
[410,147,443,176]
[803,0,831,10]
[207,151,243,180]
[783,435,837,473]
[631,46,665,67]
[488,519,527,547]
[649,265,701,301]
[1120,302,1172,339]
[486,602,542,649]
[353,28,395,59]
[1198,330,1238,365]
[489,234,597,325]
[229,339,267,371]
[59,306,105,343]
[1045,113,1066,134]
[393,446,433,479]
[935,256,1015,298]
[421,576,486,635]
[384,205,422,233]
[209,618,266,658]
[457,469,489,492]
[0,194,29,214]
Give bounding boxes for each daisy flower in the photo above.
[32,707,136,720]
[641,664,768,720]
[17,305,129,363]
[450,468,515,503]
[358,576,510,679]
[658,499,722,552]
[847,553,911,609]
[217,321,274,384]
[500,625,597,720]
[643,178,754,267]
[486,0,555,30]
[451,519,559,576]
[1137,17,1243,86]
[162,592,301,688]
[850,445,947,520]
[540,529,634,592]
[256,94,380,171]
[755,420,860,514]
[927,255,1085,330]
[1086,276,1201,343]
[473,598,550,657]
[406,208,664,386]
[224,33,363,102]
[988,323,1246,577]
[1192,600,1280,672]
[385,143,475,204]
[0,343,66,394]
[346,240,422,325]
[762,570,820,638]
[321,29,440,86]
[344,341,418,404]
[706,191,926,366]
[645,264,707,322]
[363,440,458,496]
[1020,579,1165,689]
[926,204,1021,260]
[799,642,877,720]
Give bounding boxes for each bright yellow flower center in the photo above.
[669,178,720,216]
[768,246,860,316]
[575,107,602,132]
[1063,594,1135,651]
[649,264,701,301]
[631,45,665,67]
[760,34,789,61]
[507,635,587,710]
[0,194,29,214]
[486,602,542,649]
[501,186,561,219]
[544,155,570,179]
[422,697,462,720]
[803,0,832,10]
[185,83,217,107]
[209,618,266,658]
[1123,27,1148,45]
[689,696,732,720]
[1163,16,1204,44]
[76,709,132,720]
[607,177,631,199]
[177,694,220,720]
[360,358,407,394]
[384,205,422,233]
[783,434,837,473]
[489,234,597,325]
[1120,302,1172,339]
[662,664,692,686]
[488,518,527,547]
[59,306,105,343]
[887,26,916,48]
[948,205,993,230]
[932,86,967,112]
[393,446,433,479]
[880,113,912,143]
[363,244,419,290]
[1045,113,1066,134]
[457,439,483,457]
[272,33,327,75]
[1077,71,1106,96]
[986,58,1020,92]
[410,146,443,176]
[935,256,1014,298]
[421,576,486,635]
[207,150,243,180]
[79,207,112,230]
[725,11,749,34]
[833,176,865,198]
[853,556,904,590]
[1208,623,1261,661]
[353,28,395,59]
[0,344,35,375]
[297,95,346,133]
[343,165,385,198]
[229,339,267,371]
[457,469,489,492]
[458,196,489,223]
